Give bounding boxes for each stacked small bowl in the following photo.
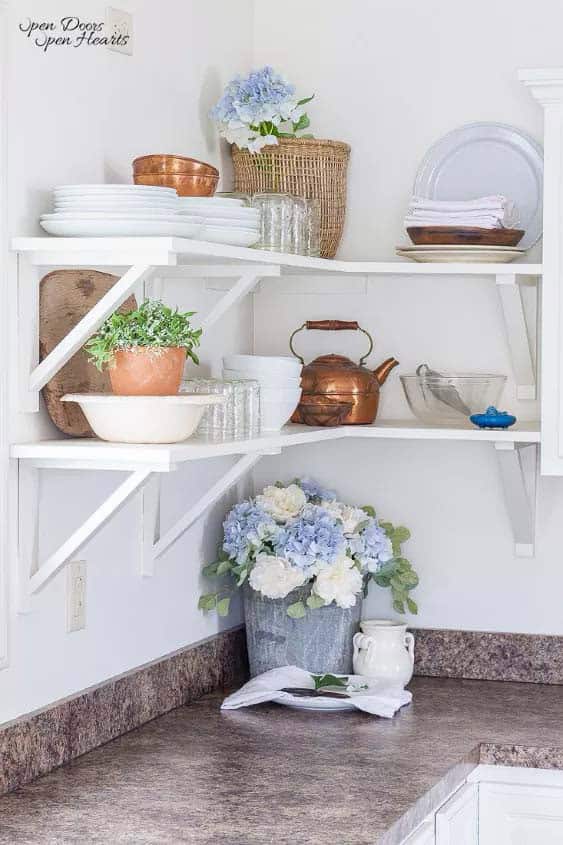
[133,154,219,196]
[223,355,303,432]
[178,196,260,247]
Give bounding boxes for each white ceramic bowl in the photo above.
[61,393,225,444]
[223,355,302,377]
[261,396,301,432]
[260,386,302,403]
[222,368,302,388]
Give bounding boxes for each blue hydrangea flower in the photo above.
[223,501,278,566]
[298,477,337,503]
[274,504,346,571]
[210,66,295,127]
[349,519,394,573]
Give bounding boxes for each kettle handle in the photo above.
[289,320,374,365]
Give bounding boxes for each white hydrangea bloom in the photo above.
[321,500,368,536]
[249,553,306,599]
[256,484,306,523]
[312,554,363,609]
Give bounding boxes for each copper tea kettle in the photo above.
[290,320,399,426]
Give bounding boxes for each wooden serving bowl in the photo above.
[133,154,218,176]
[133,172,219,197]
[407,226,525,247]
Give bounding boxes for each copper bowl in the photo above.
[407,226,525,247]
[133,154,218,177]
[133,172,219,197]
[297,401,353,427]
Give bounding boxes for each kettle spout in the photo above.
[374,357,399,386]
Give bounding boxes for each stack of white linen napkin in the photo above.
[405,195,520,230]
[221,665,412,718]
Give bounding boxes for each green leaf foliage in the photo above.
[306,593,326,609]
[198,593,217,612]
[297,94,315,107]
[216,597,231,617]
[84,299,202,371]
[312,673,347,690]
[286,601,307,619]
[361,505,376,518]
[216,559,232,576]
[202,562,220,578]
[292,113,310,132]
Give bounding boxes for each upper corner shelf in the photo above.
[11,236,542,276]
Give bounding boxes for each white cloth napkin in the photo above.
[405,194,520,229]
[221,665,412,718]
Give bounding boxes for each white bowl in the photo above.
[260,387,302,404]
[223,368,301,388]
[223,354,302,376]
[61,393,225,443]
[261,396,301,432]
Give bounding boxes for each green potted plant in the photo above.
[84,300,202,395]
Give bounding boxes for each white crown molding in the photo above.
[519,68,563,106]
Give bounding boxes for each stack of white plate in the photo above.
[40,185,204,238]
[178,197,260,247]
[223,354,302,432]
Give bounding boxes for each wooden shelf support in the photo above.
[495,273,538,400]
[494,441,538,558]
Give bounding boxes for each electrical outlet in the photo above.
[105,7,133,55]
[67,561,87,633]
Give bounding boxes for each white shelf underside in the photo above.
[11,421,541,472]
[12,237,542,275]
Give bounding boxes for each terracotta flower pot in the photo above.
[109,347,186,395]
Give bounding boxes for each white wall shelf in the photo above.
[11,420,540,609]
[12,235,542,275]
[13,237,541,412]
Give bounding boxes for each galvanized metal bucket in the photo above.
[243,583,362,677]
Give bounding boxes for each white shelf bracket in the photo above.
[18,259,155,411]
[494,441,538,558]
[151,451,268,564]
[495,273,537,400]
[198,265,280,332]
[140,475,161,577]
[16,462,154,609]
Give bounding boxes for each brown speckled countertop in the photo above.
[0,676,562,845]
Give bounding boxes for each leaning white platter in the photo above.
[396,245,524,263]
[413,122,543,250]
[40,218,203,237]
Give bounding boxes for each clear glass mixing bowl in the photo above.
[400,374,507,425]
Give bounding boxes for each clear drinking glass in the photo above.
[305,197,321,257]
[251,193,293,252]
[182,377,260,441]
[289,197,308,255]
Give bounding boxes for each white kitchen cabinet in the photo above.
[402,819,435,844]
[435,783,478,845]
[479,781,563,844]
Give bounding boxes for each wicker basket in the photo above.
[231,137,351,258]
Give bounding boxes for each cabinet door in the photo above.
[435,783,478,845]
[479,781,563,844]
[402,820,435,844]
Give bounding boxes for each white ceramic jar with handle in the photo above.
[352,619,415,687]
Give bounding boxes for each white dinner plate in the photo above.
[199,226,260,246]
[54,199,178,210]
[40,217,203,237]
[413,122,543,249]
[396,246,524,263]
[183,216,258,231]
[54,184,177,195]
[42,211,181,220]
[179,209,259,223]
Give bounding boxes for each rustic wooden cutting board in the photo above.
[40,269,137,437]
